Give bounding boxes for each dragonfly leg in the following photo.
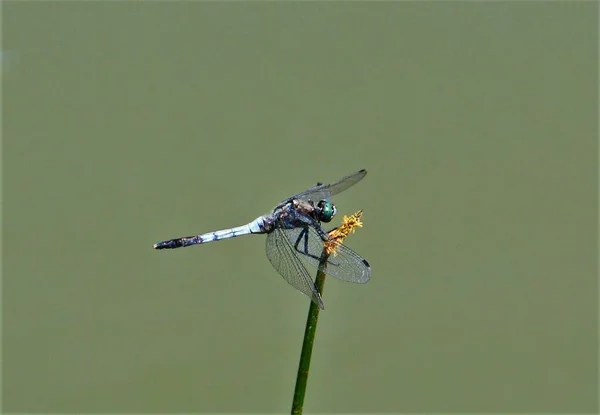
[293,213,329,241]
[293,227,322,261]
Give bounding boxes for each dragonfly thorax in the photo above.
[316,199,337,223]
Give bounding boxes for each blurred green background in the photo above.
[3,2,597,413]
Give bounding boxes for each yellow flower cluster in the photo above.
[324,210,363,256]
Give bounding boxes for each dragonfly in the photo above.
[153,169,371,309]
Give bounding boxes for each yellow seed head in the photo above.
[324,210,364,256]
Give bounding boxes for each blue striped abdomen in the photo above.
[153,217,267,249]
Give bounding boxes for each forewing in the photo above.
[286,169,367,203]
[282,226,371,284]
[265,228,325,309]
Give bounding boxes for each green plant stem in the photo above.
[291,254,329,415]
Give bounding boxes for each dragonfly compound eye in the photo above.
[318,200,336,223]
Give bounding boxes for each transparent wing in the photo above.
[285,169,367,203]
[265,228,325,309]
[281,226,371,283]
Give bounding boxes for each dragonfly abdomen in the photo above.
[153,217,267,249]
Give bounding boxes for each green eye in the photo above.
[318,200,337,222]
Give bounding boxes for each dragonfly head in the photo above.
[317,199,337,223]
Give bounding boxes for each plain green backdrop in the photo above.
[3,1,597,413]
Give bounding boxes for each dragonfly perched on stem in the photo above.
[153,169,371,309]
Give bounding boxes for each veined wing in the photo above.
[282,226,371,284]
[265,227,325,309]
[285,169,367,203]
